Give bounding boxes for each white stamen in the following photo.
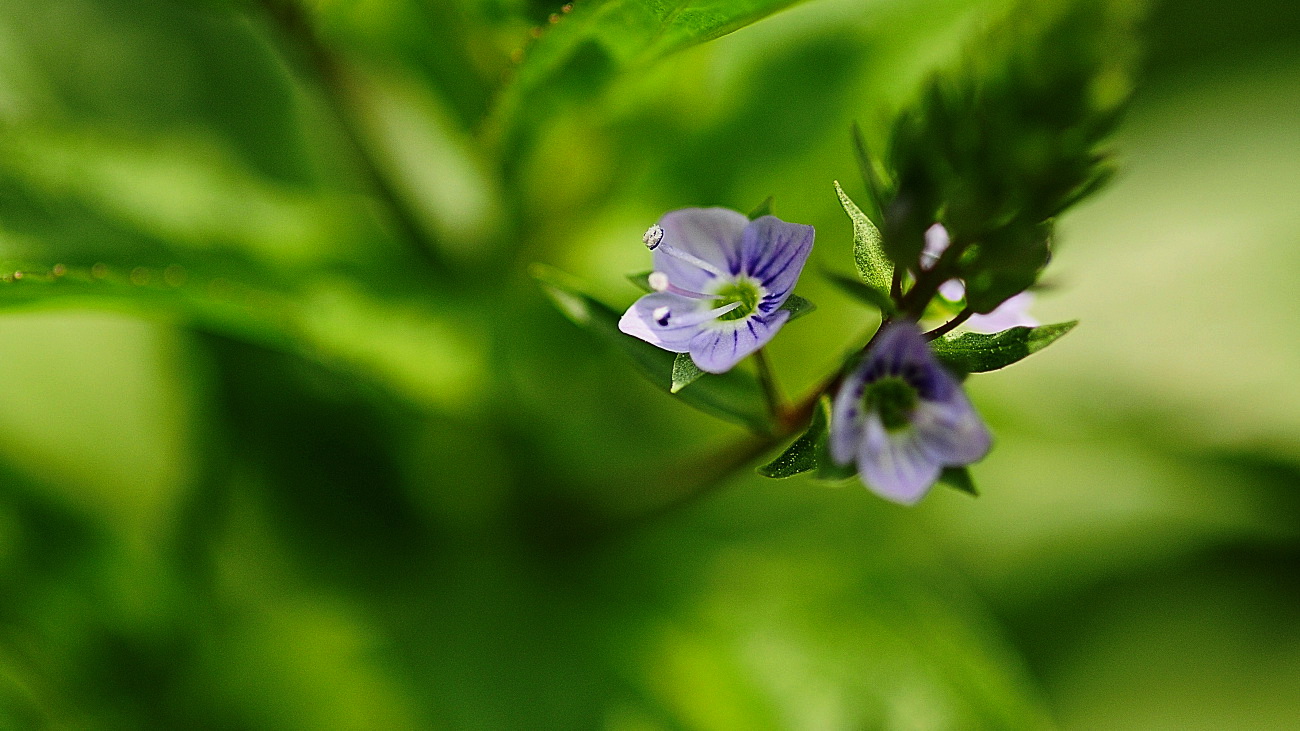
[657,244,725,278]
[642,224,665,250]
[653,306,671,326]
[648,271,713,300]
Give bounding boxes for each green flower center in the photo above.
[711,280,762,321]
[863,376,918,431]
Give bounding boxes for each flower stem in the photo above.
[603,321,894,536]
[923,308,973,340]
[752,347,784,419]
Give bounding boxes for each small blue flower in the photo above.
[619,207,814,373]
[830,322,992,504]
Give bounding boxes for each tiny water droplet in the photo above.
[562,3,573,13]
[529,26,543,39]
[91,263,109,279]
[130,267,150,285]
[52,264,67,277]
[12,271,22,280]
[548,13,560,23]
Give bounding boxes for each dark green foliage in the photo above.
[938,467,979,496]
[758,396,830,478]
[932,320,1079,374]
[879,0,1139,311]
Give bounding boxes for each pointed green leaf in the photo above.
[532,264,771,432]
[938,467,979,496]
[834,180,892,293]
[670,353,705,393]
[757,397,829,478]
[824,271,895,314]
[850,123,889,226]
[747,196,774,220]
[779,293,816,322]
[755,396,858,482]
[932,321,1078,374]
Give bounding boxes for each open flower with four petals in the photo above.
[830,322,993,504]
[618,208,814,373]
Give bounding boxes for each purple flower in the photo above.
[618,208,814,373]
[830,322,992,504]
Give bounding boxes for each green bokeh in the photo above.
[0,0,1296,727]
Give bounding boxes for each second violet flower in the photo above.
[619,208,814,373]
[830,322,993,504]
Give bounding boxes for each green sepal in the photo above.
[670,353,704,394]
[532,264,772,433]
[779,293,816,322]
[747,196,774,220]
[834,181,892,294]
[938,467,978,497]
[932,320,1078,374]
[626,270,654,293]
[824,271,895,314]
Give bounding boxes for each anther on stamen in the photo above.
[653,306,671,326]
[643,224,665,250]
[648,271,670,291]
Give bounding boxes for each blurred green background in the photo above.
[0,0,1297,727]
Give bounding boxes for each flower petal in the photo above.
[687,309,790,374]
[857,415,942,505]
[921,223,949,270]
[862,322,934,382]
[911,393,993,466]
[618,292,710,352]
[739,216,815,309]
[830,355,870,465]
[966,291,1038,333]
[654,208,749,291]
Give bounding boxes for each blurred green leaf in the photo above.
[746,195,774,220]
[939,466,979,496]
[850,123,889,227]
[932,320,1078,374]
[492,0,810,147]
[626,270,655,293]
[531,264,771,432]
[824,270,895,314]
[671,352,705,393]
[834,181,892,293]
[880,0,1139,308]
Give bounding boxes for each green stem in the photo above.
[923,308,972,340]
[603,320,894,536]
[752,347,784,419]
